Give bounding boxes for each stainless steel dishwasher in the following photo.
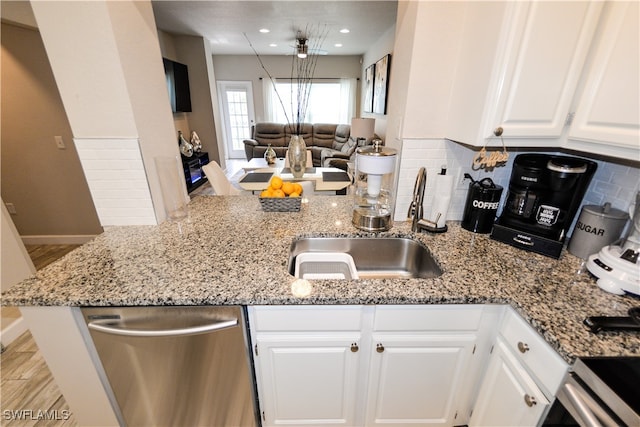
[81,306,259,427]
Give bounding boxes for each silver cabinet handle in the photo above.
[88,318,238,337]
[517,342,530,353]
[524,394,537,407]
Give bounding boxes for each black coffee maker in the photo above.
[491,154,597,258]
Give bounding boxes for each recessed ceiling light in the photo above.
[269,43,278,47]
[334,43,343,47]
[339,28,350,34]
[259,28,270,33]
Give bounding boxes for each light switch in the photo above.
[55,136,66,149]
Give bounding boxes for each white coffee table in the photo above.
[237,167,351,194]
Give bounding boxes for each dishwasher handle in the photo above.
[87,317,238,337]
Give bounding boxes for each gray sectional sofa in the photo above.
[243,122,358,167]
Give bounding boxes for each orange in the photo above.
[289,191,300,198]
[273,189,285,198]
[270,176,283,190]
[260,189,271,198]
[293,183,303,194]
[282,182,295,195]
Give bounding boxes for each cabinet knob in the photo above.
[350,343,359,352]
[376,343,385,353]
[517,342,530,353]
[524,394,537,407]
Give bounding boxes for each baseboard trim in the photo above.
[21,235,97,245]
[0,315,27,348]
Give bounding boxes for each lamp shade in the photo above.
[351,118,375,140]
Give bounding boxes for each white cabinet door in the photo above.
[487,1,603,139]
[254,334,363,427]
[469,338,549,427]
[365,334,477,426]
[567,1,640,158]
[446,1,602,145]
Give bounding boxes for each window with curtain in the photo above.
[263,78,356,125]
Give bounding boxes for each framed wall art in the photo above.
[373,54,390,115]
[363,64,375,113]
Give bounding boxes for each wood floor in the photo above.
[1,245,80,426]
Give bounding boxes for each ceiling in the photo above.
[151,1,398,56]
[0,1,397,57]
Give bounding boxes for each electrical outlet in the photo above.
[5,203,16,214]
[55,136,66,149]
[456,167,474,189]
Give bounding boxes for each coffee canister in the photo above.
[568,203,629,259]
[461,177,503,233]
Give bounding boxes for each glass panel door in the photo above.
[217,81,255,159]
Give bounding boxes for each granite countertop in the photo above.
[3,196,639,362]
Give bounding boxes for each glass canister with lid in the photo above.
[352,139,398,231]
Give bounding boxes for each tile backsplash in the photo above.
[74,138,157,226]
[396,139,640,237]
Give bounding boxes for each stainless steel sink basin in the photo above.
[288,237,443,279]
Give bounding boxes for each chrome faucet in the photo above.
[407,167,440,233]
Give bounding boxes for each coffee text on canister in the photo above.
[472,200,500,210]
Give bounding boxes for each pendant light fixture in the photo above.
[296,36,308,59]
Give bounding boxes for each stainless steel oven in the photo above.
[543,357,639,426]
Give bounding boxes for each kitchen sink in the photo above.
[288,237,443,279]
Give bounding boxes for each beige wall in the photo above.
[1,22,102,238]
[159,32,222,164]
[212,54,362,124]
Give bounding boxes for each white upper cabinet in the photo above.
[567,1,640,159]
[488,1,603,139]
[447,1,603,146]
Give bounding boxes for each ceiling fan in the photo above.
[291,30,328,58]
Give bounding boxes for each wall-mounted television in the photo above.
[163,58,192,113]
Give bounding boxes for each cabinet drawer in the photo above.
[250,305,364,331]
[500,308,568,396]
[373,305,485,331]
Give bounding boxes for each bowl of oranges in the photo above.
[258,176,304,212]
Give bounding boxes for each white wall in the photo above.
[360,24,396,140]
[32,1,138,139]
[32,0,184,225]
[1,200,35,293]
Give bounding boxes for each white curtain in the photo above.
[339,78,357,125]
[263,77,277,122]
[262,78,357,125]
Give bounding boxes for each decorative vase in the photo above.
[264,144,276,165]
[288,135,307,178]
[178,130,193,157]
[190,130,202,153]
